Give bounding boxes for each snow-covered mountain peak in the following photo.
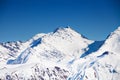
[29,27,80,43]
[97,26,120,54]
[29,27,89,44]
[1,26,120,80]
[53,27,76,36]
[5,27,93,65]
[32,27,93,61]
[53,27,89,40]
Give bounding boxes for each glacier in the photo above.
[0,27,120,80]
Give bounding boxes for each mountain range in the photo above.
[0,27,120,80]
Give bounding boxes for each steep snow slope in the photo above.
[99,27,120,53]
[68,27,120,80]
[0,27,120,80]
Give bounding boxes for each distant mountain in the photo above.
[0,27,120,80]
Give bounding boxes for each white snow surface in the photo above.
[0,27,120,80]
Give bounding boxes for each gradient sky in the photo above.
[0,0,120,42]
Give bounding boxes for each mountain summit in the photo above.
[0,27,120,80]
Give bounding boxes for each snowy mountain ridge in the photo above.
[0,27,120,80]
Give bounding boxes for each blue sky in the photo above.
[0,0,120,42]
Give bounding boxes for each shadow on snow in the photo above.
[80,40,105,58]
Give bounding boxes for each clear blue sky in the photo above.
[0,0,120,42]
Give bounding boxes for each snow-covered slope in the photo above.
[68,27,120,80]
[6,27,93,65]
[0,27,120,80]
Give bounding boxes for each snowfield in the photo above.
[0,27,120,80]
